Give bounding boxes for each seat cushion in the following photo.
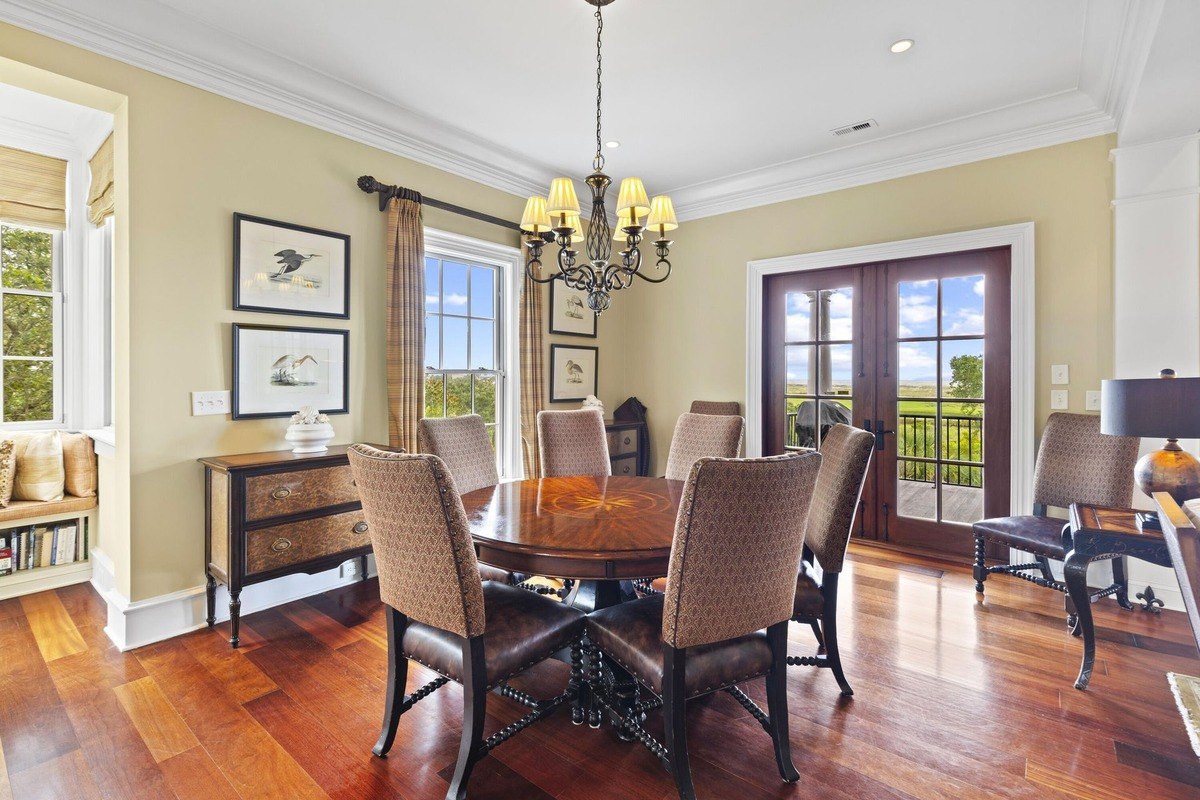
[586,595,773,699]
[973,515,1068,558]
[792,561,825,619]
[477,563,512,584]
[401,581,583,689]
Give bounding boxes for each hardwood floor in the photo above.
[2,545,1199,799]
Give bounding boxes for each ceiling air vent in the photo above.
[830,119,878,137]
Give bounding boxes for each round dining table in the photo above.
[460,474,684,612]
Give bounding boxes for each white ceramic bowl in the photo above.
[285,421,335,454]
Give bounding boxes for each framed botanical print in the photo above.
[232,324,349,419]
[233,213,350,319]
[549,344,598,403]
[548,278,597,337]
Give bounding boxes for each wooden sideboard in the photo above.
[605,420,646,477]
[200,445,371,647]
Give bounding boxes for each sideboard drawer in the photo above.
[612,455,638,477]
[608,429,639,456]
[244,464,358,521]
[246,510,370,575]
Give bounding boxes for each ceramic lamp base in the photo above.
[1135,441,1200,504]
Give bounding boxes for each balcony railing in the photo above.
[786,410,983,487]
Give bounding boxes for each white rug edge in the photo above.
[1166,672,1200,759]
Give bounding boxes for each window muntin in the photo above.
[0,222,61,424]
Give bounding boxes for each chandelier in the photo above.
[519,0,677,315]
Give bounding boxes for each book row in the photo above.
[0,518,89,576]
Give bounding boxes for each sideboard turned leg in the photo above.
[229,589,242,648]
[205,572,217,628]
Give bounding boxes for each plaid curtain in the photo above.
[386,195,424,452]
[519,257,546,478]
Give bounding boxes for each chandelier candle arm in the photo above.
[521,0,677,314]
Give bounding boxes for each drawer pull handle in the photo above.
[624,436,632,445]
[271,537,292,553]
[270,487,292,500]
[353,521,369,534]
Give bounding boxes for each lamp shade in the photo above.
[614,209,633,240]
[562,212,585,243]
[646,195,678,232]
[616,177,651,217]
[546,178,580,216]
[519,196,552,233]
[1101,374,1200,438]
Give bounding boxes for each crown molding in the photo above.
[0,0,553,201]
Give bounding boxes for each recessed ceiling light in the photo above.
[890,39,914,54]
[605,140,621,149]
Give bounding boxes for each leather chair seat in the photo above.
[792,561,826,618]
[973,515,1070,558]
[477,563,512,584]
[586,595,773,699]
[401,582,583,690]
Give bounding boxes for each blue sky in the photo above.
[425,258,496,371]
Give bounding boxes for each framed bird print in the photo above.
[549,278,597,337]
[233,213,350,319]
[232,324,349,419]
[549,344,598,403]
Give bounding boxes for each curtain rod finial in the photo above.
[357,175,379,193]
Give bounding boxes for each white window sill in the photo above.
[84,426,116,458]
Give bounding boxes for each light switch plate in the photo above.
[1085,390,1101,411]
[1051,364,1069,385]
[1050,390,1069,410]
[191,390,230,416]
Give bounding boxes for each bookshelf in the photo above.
[0,506,95,601]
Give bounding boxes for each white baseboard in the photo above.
[93,552,377,652]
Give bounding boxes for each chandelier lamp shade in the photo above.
[520,0,677,315]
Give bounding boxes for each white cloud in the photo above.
[897,344,937,376]
[444,292,468,307]
[946,312,985,336]
[973,278,985,296]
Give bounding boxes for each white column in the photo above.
[1112,133,1200,610]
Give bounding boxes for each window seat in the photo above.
[0,494,97,524]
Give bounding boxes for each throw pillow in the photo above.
[61,433,97,498]
[13,430,65,502]
[0,439,15,507]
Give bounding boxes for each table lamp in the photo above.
[1101,370,1200,521]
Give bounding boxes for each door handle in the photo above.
[874,419,895,451]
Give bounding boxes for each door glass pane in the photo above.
[424,315,440,369]
[1,226,53,291]
[424,258,440,312]
[897,279,937,338]
[3,294,53,357]
[897,341,937,398]
[442,262,469,314]
[442,317,468,369]
[473,373,498,423]
[791,398,823,450]
[785,397,806,449]
[784,291,815,342]
[785,345,814,395]
[446,374,472,417]
[822,287,853,341]
[941,274,984,336]
[941,400,984,524]
[819,344,853,396]
[424,373,445,418]
[470,319,495,370]
[470,266,495,318]
[896,399,936,521]
[942,339,984,400]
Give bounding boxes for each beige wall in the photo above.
[623,135,1117,474]
[0,22,627,601]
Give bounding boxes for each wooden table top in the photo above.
[460,475,684,580]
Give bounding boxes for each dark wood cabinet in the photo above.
[605,420,646,477]
[200,446,371,647]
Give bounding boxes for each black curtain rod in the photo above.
[356,175,521,233]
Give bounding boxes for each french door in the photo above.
[763,248,1011,557]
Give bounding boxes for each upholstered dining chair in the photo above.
[663,412,745,481]
[586,451,822,800]
[689,400,741,416]
[973,412,1141,625]
[347,445,585,800]
[537,408,611,477]
[788,423,874,696]
[418,415,510,584]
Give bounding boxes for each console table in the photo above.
[605,419,646,477]
[1065,503,1172,689]
[199,446,372,647]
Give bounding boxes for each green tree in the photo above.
[948,354,983,412]
[1,225,55,422]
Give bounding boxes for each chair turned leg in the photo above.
[662,646,696,800]
[973,533,988,593]
[373,607,409,757]
[446,637,487,800]
[808,620,826,654]
[1112,556,1134,610]
[821,576,852,697]
[569,640,586,725]
[766,622,800,783]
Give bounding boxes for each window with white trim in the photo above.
[0,222,61,424]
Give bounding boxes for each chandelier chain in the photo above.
[593,5,604,172]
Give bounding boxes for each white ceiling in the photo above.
[0,0,1172,218]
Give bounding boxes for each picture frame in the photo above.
[232,324,349,419]
[549,344,598,403]
[548,278,597,337]
[233,212,350,319]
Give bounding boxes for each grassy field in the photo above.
[784,383,982,417]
